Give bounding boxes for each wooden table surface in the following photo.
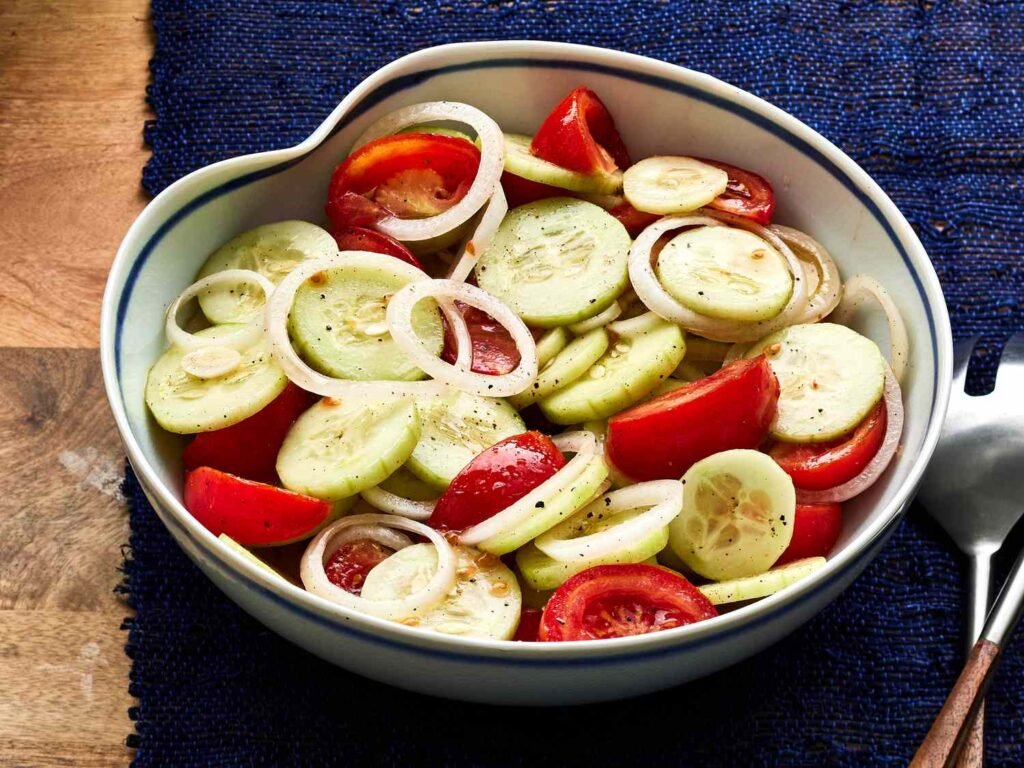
[1,1,151,764]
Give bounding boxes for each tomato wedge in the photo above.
[182,383,316,484]
[326,133,480,230]
[331,225,423,270]
[429,431,565,532]
[768,401,887,491]
[441,303,521,376]
[700,158,776,225]
[606,356,779,481]
[530,87,631,175]
[513,607,544,642]
[325,539,395,595]
[500,171,567,209]
[607,199,660,238]
[775,503,843,565]
[539,564,717,641]
[183,467,331,546]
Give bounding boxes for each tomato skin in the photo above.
[768,402,887,491]
[606,356,779,481]
[331,225,424,270]
[325,539,394,595]
[440,303,521,376]
[530,87,631,175]
[775,503,842,565]
[429,432,566,532]
[513,608,544,642]
[539,564,717,642]
[183,467,331,546]
[699,158,776,225]
[182,383,316,484]
[608,199,660,238]
[500,171,567,208]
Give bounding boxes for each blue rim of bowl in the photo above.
[115,55,941,665]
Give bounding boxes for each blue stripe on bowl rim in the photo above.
[116,56,941,666]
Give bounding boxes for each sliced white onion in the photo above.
[568,300,623,335]
[771,225,843,325]
[300,513,455,621]
[534,479,683,562]
[166,269,274,352]
[829,273,910,384]
[352,102,505,243]
[459,431,599,546]
[448,186,508,284]
[796,366,904,504]
[439,298,472,371]
[385,279,538,397]
[265,252,449,399]
[360,486,436,522]
[324,523,415,553]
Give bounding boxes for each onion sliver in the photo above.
[360,486,436,522]
[166,269,274,353]
[300,513,455,621]
[829,273,910,383]
[534,479,683,562]
[322,523,415,554]
[460,431,599,546]
[568,300,623,335]
[796,366,904,504]
[385,279,539,397]
[772,224,842,324]
[439,298,472,371]
[448,186,508,284]
[352,102,505,243]
[266,252,448,399]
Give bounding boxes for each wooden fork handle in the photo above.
[954,704,984,768]
[910,640,1001,768]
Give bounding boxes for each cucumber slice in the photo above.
[378,466,440,502]
[508,328,610,410]
[656,227,793,322]
[196,221,337,324]
[503,134,623,195]
[406,391,524,489]
[289,261,443,381]
[475,199,631,328]
[535,327,570,367]
[276,397,420,500]
[623,156,729,215]
[538,319,686,424]
[746,323,886,443]
[698,557,827,605]
[145,325,287,434]
[362,543,521,640]
[668,449,795,581]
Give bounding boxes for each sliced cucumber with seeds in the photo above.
[698,557,826,605]
[407,391,524,489]
[475,199,630,328]
[657,227,793,322]
[535,327,570,367]
[746,323,886,443]
[669,449,795,581]
[145,325,287,434]
[509,328,610,410]
[362,543,521,640]
[623,156,728,215]
[503,133,623,195]
[538,319,685,424]
[276,397,419,500]
[197,221,337,324]
[289,262,443,381]
[378,466,440,501]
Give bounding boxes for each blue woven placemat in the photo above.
[124,1,1024,765]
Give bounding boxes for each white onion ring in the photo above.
[829,273,910,384]
[795,366,904,504]
[300,513,455,621]
[771,225,843,325]
[385,279,538,397]
[360,486,436,522]
[166,269,275,352]
[448,186,508,284]
[606,311,666,338]
[323,523,415,553]
[534,479,683,562]
[352,102,505,243]
[439,298,472,371]
[460,431,599,546]
[568,300,623,335]
[265,251,449,398]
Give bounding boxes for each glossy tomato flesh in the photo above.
[429,431,566,532]
[183,467,330,546]
[331,225,424,270]
[606,356,779,480]
[441,302,521,376]
[608,199,660,238]
[700,158,776,225]
[513,607,544,642]
[539,564,717,641]
[530,87,631,175]
[500,171,568,208]
[775,503,843,565]
[325,539,395,595]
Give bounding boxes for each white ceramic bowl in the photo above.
[101,41,952,705]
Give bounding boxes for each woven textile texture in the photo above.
[125,0,1024,765]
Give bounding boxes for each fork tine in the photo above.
[951,335,980,393]
[994,333,1024,394]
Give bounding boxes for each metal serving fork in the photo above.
[914,334,1024,766]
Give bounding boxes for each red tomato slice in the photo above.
[530,87,631,175]
[500,171,568,208]
[325,539,395,595]
[440,302,521,376]
[606,356,779,481]
[700,158,776,225]
[182,383,316,484]
[183,467,330,546]
[331,225,424,270]
[513,607,544,642]
[429,431,566,532]
[768,402,887,491]
[326,133,480,229]
[775,503,843,565]
[539,564,717,641]
[607,199,660,238]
